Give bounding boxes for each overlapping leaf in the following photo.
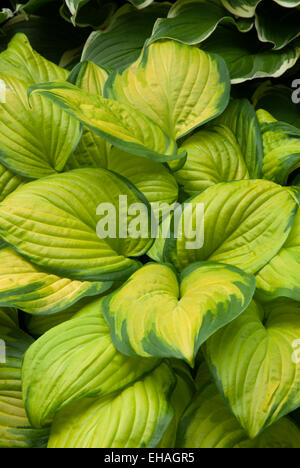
[177,363,300,448]
[47,363,175,448]
[22,298,160,428]
[258,109,300,185]
[0,247,113,315]
[0,314,49,447]
[164,179,297,273]
[174,125,249,196]
[204,299,300,437]
[103,262,255,364]
[0,34,81,178]
[215,98,263,178]
[256,208,300,302]
[0,168,152,281]
[105,40,230,140]
[29,81,181,163]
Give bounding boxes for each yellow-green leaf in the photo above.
[105,40,230,140]
[103,261,255,364]
[47,363,175,448]
[204,299,300,438]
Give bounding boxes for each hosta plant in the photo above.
[0,32,299,449]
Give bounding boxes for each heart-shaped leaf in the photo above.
[105,40,230,140]
[103,261,255,364]
[204,299,300,437]
[47,363,175,448]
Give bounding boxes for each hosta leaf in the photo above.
[215,98,263,178]
[22,297,159,428]
[103,262,255,364]
[202,26,299,83]
[255,2,300,50]
[0,308,19,328]
[0,38,82,179]
[81,3,170,70]
[107,147,179,208]
[220,0,260,17]
[0,316,49,447]
[105,40,230,140]
[0,168,152,281]
[66,61,111,170]
[158,361,195,448]
[48,362,175,448]
[150,0,253,45]
[0,247,113,315]
[64,0,116,27]
[177,363,300,448]
[0,33,68,83]
[0,163,25,202]
[256,208,300,302]
[204,299,300,438]
[174,125,249,197]
[164,179,297,274]
[0,9,13,25]
[253,82,300,129]
[257,109,300,185]
[29,81,182,163]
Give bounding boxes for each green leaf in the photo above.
[0,74,81,178]
[150,0,253,45]
[0,9,13,25]
[220,0,260,17]
[29,81,182,164]
[0,317,49,447]
[103,261,255,364]
[204,299,300,438]
[174,125,250,197]
[164,179,297,274]
[257,109,300,185]
[64,0,116,27]
[214,98,263,178]
[255,2,300,50]
[81,3,170,70]
[107,147,179,208]
[253,82,300,129]
[0,247,113,315]
[105,40,230,140]
[202,26,299,83]
[0,163,25,202]
[47,362,175,448]
[22,297,160,428]
[66,61,111,170]
[0,33,68,83]
[256,208,300,302]
[0,168,151,281]
[158,361,195,448]
[177,363,300,448]
[0,34,82,179]
[0,14,88,65]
